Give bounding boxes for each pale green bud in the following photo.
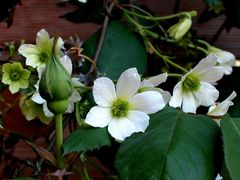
[39,38,73,114]
[167,17,192,40]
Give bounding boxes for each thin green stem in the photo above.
[83,165,91,180]
[197,39,210,48]
[55,113,65,169]
[168,73,183,77]
[121,7,196,21]
[147,41,188,73]
[187,43,209,55]
[121,3,153,17]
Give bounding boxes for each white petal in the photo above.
[182,92,197,113]
[25,54,41,68]
[36,29,51,51]
[215,50,235,64]
[116,68,140,99]
[169,82,183,108]
[60,55,72,74]
[43,103,54,117]
[93,77,117,107]
[221,65,233,75]
[32,91,46,104]
[18,44,39,57]
[85,106,112,127]
[130,91,165,114]
[207,91,237,116]
[192,54,218,74]
[226,91,237,101]
[72,77,84,87]
[55,37,64,57]
[66,89,81,113]
[128,110,149,132]
[141,73,168,87]
[31,81,46,104]
[196,66,224,83]
[194,82,219,106]
[108,117,135,141]
[157,89,171,104]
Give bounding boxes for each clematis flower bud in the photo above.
[167,16,192,40]
[39,38,73,114]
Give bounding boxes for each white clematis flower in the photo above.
[140,73,171,103]
[207,91,237,117]
[85,68,166,141]
[18,29,64,72]
[208,46,236,75]
[169,54,225,113]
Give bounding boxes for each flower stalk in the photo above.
[55,113,65,169]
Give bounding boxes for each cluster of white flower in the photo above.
[18,29,81,120]
[85,53,236,141]
[17,29,236,141]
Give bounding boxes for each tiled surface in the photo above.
[0,0,240,56]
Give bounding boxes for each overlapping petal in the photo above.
[93,77,117,107]
[116,68,140,99]
[182,92,197,113]
[195,82,219,106]
[196,66,224,83]
[192,54,217,73]
[208,91,237,116]
[130,91,165,114]
[36,29,52,52]
[141,73,168,87]
[169,82,183,108]
[85,106,112,127]
[18,44,39,57]
[108,117,135,141]
[127,111,149,132]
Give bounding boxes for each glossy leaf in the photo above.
[221,115,240,179]
[63,127,111,154]
[83,21,147,80]
[115,107,221,180]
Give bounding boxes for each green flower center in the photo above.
[10,71,20,81]
[39,52,49,63]
[182,74,200,92]
[111,99,130,118]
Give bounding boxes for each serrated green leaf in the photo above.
[221,115,240,180]
[63,127,111,154]
[83,21,147,80]
[115,107,221,180]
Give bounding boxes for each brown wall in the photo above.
[1,0,240,57]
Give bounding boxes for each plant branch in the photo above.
[88,1,115,76]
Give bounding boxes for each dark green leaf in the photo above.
[115,107,221,180]
[83,21,147,80]
[63,127,111,154]
[221,115,240,179]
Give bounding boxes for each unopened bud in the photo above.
[167,17,192,40]
[39,38,73,114]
